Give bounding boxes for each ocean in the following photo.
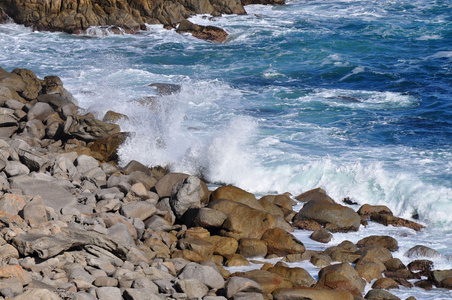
[1,0,451,298]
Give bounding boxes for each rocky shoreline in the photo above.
[0,0,283,42]
[0,66,451,299]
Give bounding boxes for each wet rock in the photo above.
[364,289,400,300]
[315,262,366,297]
[267,266,316,287]
[370,214,425,231]
[310,228,333,243]
[372,278,399,290]
[149,83,182,96]
[90,132,129,163]
[177,19,228,43]
[404,245,445,259]
[273,287,354,300]
[384,258,406,272]
[208,199,276,240]
[294,198,361,232]
[261,227,305,256]
[357,204,393,219]
[407,259,433,272]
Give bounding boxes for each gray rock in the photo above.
[95,199,121,213]
[175,278,209,298]
[66,264,96,283]
[73,292,97,300]
[0,277,23,297]
[120,201,157,221]
[4,161,30,177]
[145,215,173,231]
[226,276,263,298]
[82,167,107,187]
[9,176,78,211]
[107,223,135,246]
[75,155,99,174]
[405,245,446,259]
[12,227,131,260]
[194,207,228,228]
[5,99,24,110]
[232,292,265,300]
[203,297,228,300]
[155,173,190,198]
[24,119,46,139]
[86,257,116,276]
[18,148,51,172]
[27,102,54,121]
[52,156,78,179]
[122,288,162,300]
[93,276,118,287]
[178,262,225,289]
[0,193,26,215]
[65,115,120,142]
[132,277,159,294]
[95,287,122,300]
[170,175,202,219]
[10,288,61,300]
[21,195,48,224]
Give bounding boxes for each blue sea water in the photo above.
[1,0,452,297]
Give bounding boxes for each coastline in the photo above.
[0,66,449,299]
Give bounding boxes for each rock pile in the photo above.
[0,66,449,300]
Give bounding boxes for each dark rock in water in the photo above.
[0,7,9,23]
[364,289,400,300]
[177,19,228,43]
[149,83,181,96]
[371,214,425,231]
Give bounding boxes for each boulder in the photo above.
[370,214,425,231]
[9,176,78,211]
[175,278,209,298]
[355,257,386,282]
[238,238,267,258]
[357,235,398,252]
[210,185,263,211]
[372,278,399,290]
[241,270,291,294]
[357,204,392,219]
[273,287,354,300]
[310,228,333,243]
[11,68,42,100]
[315,263,366,297]
[64,114,120,142]
[90,132,129,162]
[27,102,55,121]
[206,235,238,256]
[261,227,305,256]
[170,175,202,219]
[404,245,445,259]
[364,289,400,300]
[226,277,263,298]
[178,262,225,289]
[267,266,316,287]
[208,199,276,240]
[193,207,228,228]
[155,173,208,203]
[294,199,361,232]
[9,288,61,300]
[177,19,228,43]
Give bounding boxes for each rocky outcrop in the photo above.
[177,19,228,43]
[0,0,247,41]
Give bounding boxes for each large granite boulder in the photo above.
[294,199,361,232]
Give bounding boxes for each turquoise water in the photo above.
[1,1,452,296]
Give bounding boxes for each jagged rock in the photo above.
[11,68,42,100]
[90,132,129,162]
[64,114,120,142]
[43,75,78,105]
[170,175,202,219]
[12,227,131,260]
[177,19,228,43]
[370,214,425,231]
[103,110,129,122]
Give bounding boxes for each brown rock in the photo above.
[225,253,250,267]
[357,246,393,263]
[372,278,399,290]
[238,238,268,258]
[273,287,354,300]
[407,260,433,272]
[206,235,238,256]
[103,110,129,122]
[242,0,285,5]
[384,258,406,272]
[178,236,214,259]
[267,266,316,287]
[259,198,284,217]
[0,265,31,285]
[177,19,228,43]
[241,270,292,294]
[294,199,361,232]
[357,204,393,219]
[310,228,332,243]
[294,187,334,203]
[293,219,322,231]
[155,172,209,203]
[210,185,263,211]
[11,68,42,100]
[355,257,386,283]
[357,235,398,252]
[365,289,400,300]
[315,263,366,297]
[370,214,425,231]
[261,227,305,257]
[208,199,276,240]
[310,253,332,268]
[90,132,129,162]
